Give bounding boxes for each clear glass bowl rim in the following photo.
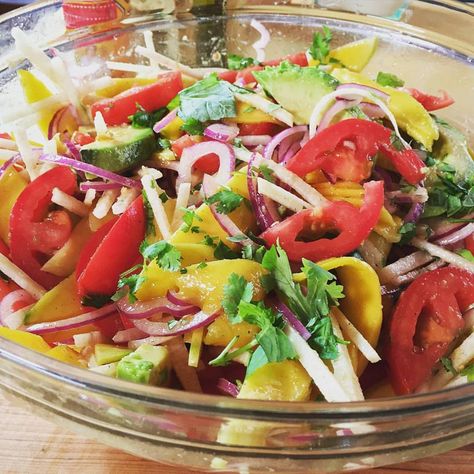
[0,0,473,422]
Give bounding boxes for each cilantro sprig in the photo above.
[129,106,167,129]
[205,188,245,214]
[228,54,260,70]
[309,26,333,64]
[376,71,405,88]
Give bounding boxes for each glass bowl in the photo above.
[0,1,473,472]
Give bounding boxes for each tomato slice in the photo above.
[387,267,474,395]
[407,88,455,111]
[72,131,94,146]
[77,196,145,298]
[286,119,425,185]
[90,72,183,126]
[263,52,308,67]
[262,180,384,261]
[239,123,283,136]
[171,134,219,174]
[218,70,238,83]
[464,234,474,255]
[10,167,76,289]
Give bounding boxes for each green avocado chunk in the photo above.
[80,126,156,173]
[94,344,132,365]
[253,61,338,125]
[116,344,170,386]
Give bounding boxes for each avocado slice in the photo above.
[432,117,474,182]
[116,344,170,386]
[253,61,338,125]
[94,343,132,365]
[80,126,156,173]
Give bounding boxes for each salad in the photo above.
[0,22,473,404]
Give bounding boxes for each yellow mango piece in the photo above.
[227,100,281,124]
[95,77,156,98]
[41,218,94,277]
[46,345,87,367]
[0,166,27,245]
[0,327,50,353]
[204,315,258,348]
[174,243,215,266]
[160,116,184,140]
[331,68,439,150]
[329,37,378,72]
[25,274,84,324]
[94,343,132,365]
[217,419,279,447]
[136,263,179,300]
[17,69,56,138]
[238,360,311,401]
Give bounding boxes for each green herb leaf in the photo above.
[376,71,405,88]
[130,107,167,129]
[245,345,268,378]
[399,222,417,245]
[213,241,240,260]
[228,54,260,70]
[390,131,405,151]
[157,137,171,149]
[441,357,457,376]
[309,26,332,63]
[159,191,169,203]
[116,272,146,303]
[140,240,182,272]
[222,273,254,323]
[201,234,218,248]
[456,249,474,262]
[81,294,111,308]
[460,364,474,382]
[181,208,203,233]
[205,188,244,214]
[181,117,205,136]
[142,190,155,236]
[196,262,208,270]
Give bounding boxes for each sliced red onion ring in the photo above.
[404,202,425,224]
[263,125,307,161]
[39,154,141,189]
[64,139,82,161]
[359,102,386,119]
[280,141,301,165]
[204,123,239,143]
[153,108,177,133]
[250,19,270,62]
[240,135,272,147]
[80,181,123,192]
[26,304,116,335]
[48,105,77,140]
[133,310,219,336]
[116,295,200,320]
[217,378,239,397]
[0,154,19,179]
[202,174,255,247]
[430,213,474,239]
[337,83,389,100]
[177,141,235,189]
[0,290,35,327]
[247,153,277,231]
[166,290,194,307]
[112,327,148,344]
[317,99,360,133]
[434,223,474,247]
[275,300,311,340]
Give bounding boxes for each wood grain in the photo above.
[1,393,473,474]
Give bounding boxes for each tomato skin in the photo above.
[387,267,474,395]
[263,51,308,67]
[286,119,425,185]
[90,72,183,126]
[262,180,384,261]
[10,167,77,289]
[465,234,474,255]
[408,88,455,111]
[218,70,238,83]
[239,123,282,136]
[72,131,94,146]
[236,66,264,84]
[77,196,145,298]
[171,135,219,174]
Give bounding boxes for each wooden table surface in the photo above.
[1,394,473,474]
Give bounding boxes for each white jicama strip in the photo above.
[333,308,381,364]
[105,60,159,75]
[393,259,445,286]
[451,331,474,372]
[257,177,311,213]
[93,111,108,136]
[0,254,46,300]
[11,127,39,180]
[135,46,204,79]
[166,337,202,393]
[73,330,104,347]
[2,303,35,329]
[1,94,67,124]
[0,138,18,151]
[43,137,57,156]
[329,313,365,401]
[0,149,17,161]
[111,187,140,215]
[83,188,97,206]
[52,187,90,217]
[445,375,469,388]
[378,251,433,285]
[234,92,294,126]
[411,238,474,273]
[285,325,351,402]
[92,189,120,219]
[141,174,171,239]
[171,182,191,232]
[138,165,162,180]
[142,30,161,69]
[234,148,327,207]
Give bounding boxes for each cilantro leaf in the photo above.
[376,71,405,88]
[205,188,244,214]
[228,54,260,70]
[129,107,167,129]
[142,189,155,236]
[181,208,203,233]
[157,138,171,150]
[116,272,146,303]
[246,345,268,378]
[81,294,111,308]
[140,240,182,272]
[214,241,240,259]
[181,117,205,136]
[201,234,218,247]
[177,74,237,122]
[456,249,474,262]
[309,26,332,63]
[222,273,254,323]
[390,131,404,151]
[399,222,417,245]
[460,364,474,382]
[441,357,457,375]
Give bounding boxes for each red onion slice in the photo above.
[39,154,142,189]
[280,141,301,165]
[166,290,194,307]
[112,327,148,344]
[116,295,200,320]
[80,181,123,192]
[0,154,20,179]
[64,139,82,161]
[153,108,177,133]
[359,102,386,119]
[0,290,35,327]
[177,141,235,189]
[275,300,311,340]
[434,223,474,247]
[404,202,425,224]
[204,123,239,143]
[217,378,239,397]
[250,19,270,62]
[26,304,116,335]
[240,135,272,147]
[317,99,360,133]
[132,310,219,336]
[337,83,389,100]
[263,125,307,161]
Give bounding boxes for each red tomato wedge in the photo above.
[239,123,283,136]
[286,119,425,185]
[407,88,455,111]
[465,234,474,255]
[90,72,183,126]
[262,52,308,67]
[172,135,220,174]
[10,167,76,289]
[387,267,474,395]
[262,180,384,262]
[77,196,145,298]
